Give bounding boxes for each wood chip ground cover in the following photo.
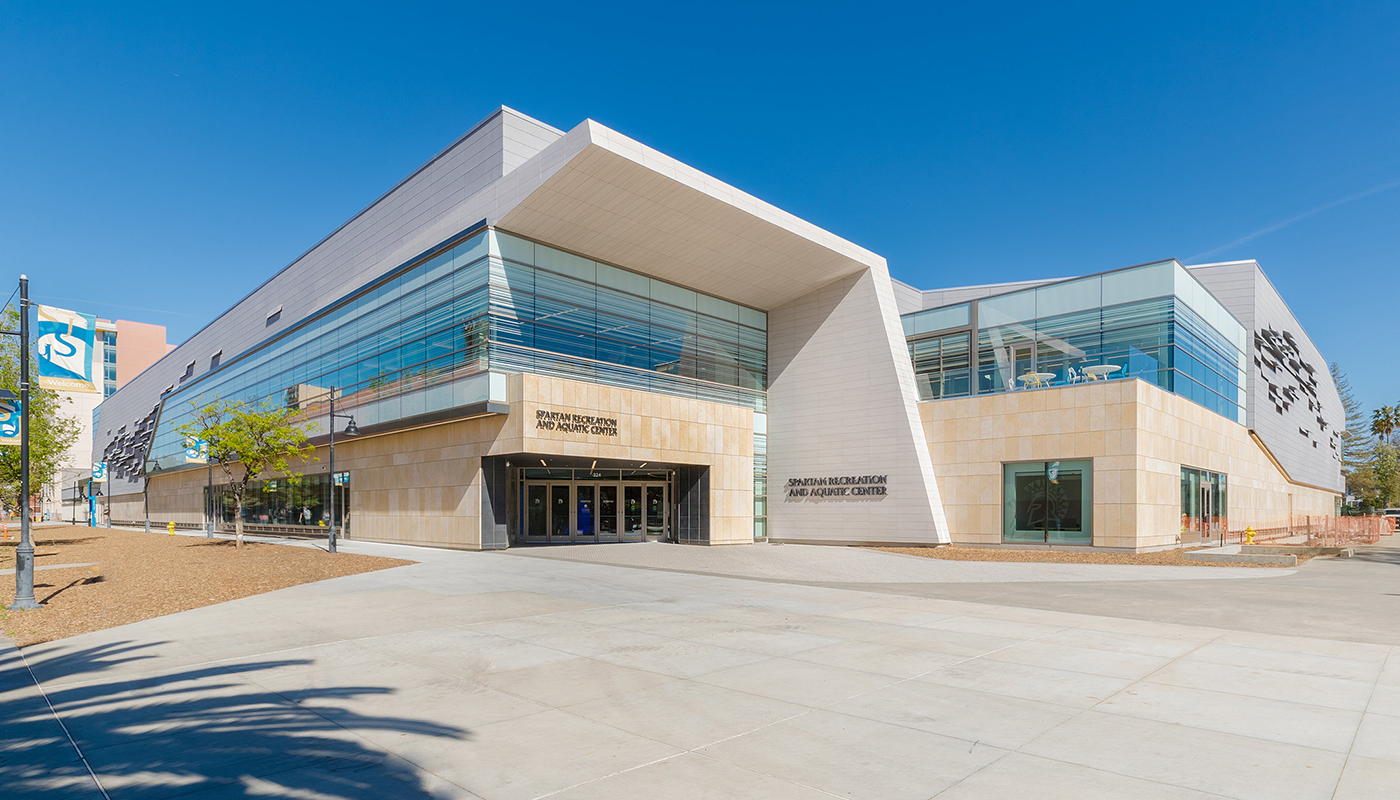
[1,525,413,647]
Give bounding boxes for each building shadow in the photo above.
[1,639,468,799]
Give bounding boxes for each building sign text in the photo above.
[785,475,888,498]
[536,409,619,437]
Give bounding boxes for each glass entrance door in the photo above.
[550,485,571,544]
[645,485,667,538]
[521,480,670,544]
[575,484,596,543]
[623,485,643,540]
[598,484,619,541]
[525,484,548,543]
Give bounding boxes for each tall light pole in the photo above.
[206,457,213,539]
[8,275,39,610]
[326,386,359,554]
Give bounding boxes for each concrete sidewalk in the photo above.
[4,539,1398,799]
[508,539,1295,583]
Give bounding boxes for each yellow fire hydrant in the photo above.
[1245,525,1256,544]
[167,520,176,535]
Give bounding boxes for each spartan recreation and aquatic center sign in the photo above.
[785,475,888,499]
[535,408,619,436]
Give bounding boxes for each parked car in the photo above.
[1383,508,1400,529]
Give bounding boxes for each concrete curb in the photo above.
[1184,545,1297,566]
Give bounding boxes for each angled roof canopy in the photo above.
[493,120,885,311]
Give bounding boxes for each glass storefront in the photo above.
[1003,460,1093,544]
[1180,466,1228,543]
[520,467,671,544]
[207,471,349,530]
[903,261,1247,423]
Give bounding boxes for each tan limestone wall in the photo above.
[134,373,755,549]
[500,374,755,545]
[920,379,1340,551]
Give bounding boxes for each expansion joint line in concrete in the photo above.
[14,645,112,800]
[1328,646,1393,800]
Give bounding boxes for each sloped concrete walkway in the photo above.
[508,539,1292,583]
[5,537,1395,799]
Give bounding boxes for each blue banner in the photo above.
[0,398,19,447]
[184,436,208,464]
[36,305,100,393]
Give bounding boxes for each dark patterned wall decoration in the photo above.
[1254,326,1338,457]
[102,403,160,481]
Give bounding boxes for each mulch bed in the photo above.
[870,544,1309,569]
[0,525,413,647]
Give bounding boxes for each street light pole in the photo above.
[328,387,336,554]
[325,386,359,555]
[9,275,39,610]
[206,459,213,538]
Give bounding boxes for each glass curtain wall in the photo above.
[902,261,1247,423]
[147,228,768,473]
[1003,460,1093,544]
[487,231,768,408]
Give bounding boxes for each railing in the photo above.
[1224,515,1396,547]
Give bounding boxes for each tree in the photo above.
[1373,405,1400,448]
[177,397,315,548]
[1331,363,1373,478]
[0,307,81,515]
[1373,444,1400,509]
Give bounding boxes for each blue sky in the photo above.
[2,1,1397,412]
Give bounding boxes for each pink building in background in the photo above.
[51,316,173,521]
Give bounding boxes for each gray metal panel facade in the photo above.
[1189,261,1343,492]
[94,107,564,497]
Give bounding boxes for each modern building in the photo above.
[51,317,172,522]
[90,107,1341,550]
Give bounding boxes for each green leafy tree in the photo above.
[1372,443,1400,509]
[0,307,81,514]
[1331,363,1373,479]
[177,396,316,548]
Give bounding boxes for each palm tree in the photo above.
[1373,405,1400,447]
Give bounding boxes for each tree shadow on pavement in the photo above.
[1,639,468,799]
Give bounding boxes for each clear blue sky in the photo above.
[3,2,1397,412]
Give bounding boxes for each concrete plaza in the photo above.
[3,538,1399,799]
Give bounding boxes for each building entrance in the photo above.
[521,468,671,544]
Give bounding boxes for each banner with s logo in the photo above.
[36,305,100,393]
[0,398,19,447]
[184,436,208,464]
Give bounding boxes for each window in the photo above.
[210,351,222,370]
[266,306,282,326]
[180,361,195,382]
[1003,460,1092,545]
[909,332,971,400]
[1181,467,1228,542]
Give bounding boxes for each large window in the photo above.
[146,228,768,474]
[208,472,349,530]
[903,261,1247,422]
[1003,460,1093,544]
[908,332,971,400]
